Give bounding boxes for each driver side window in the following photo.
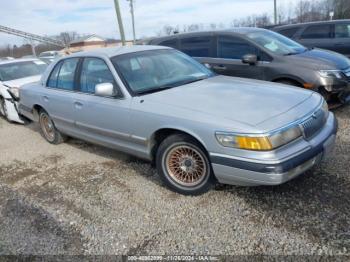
[79,58,117,94]
[217,36,257,60]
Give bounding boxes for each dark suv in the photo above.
[273,20,350,57]
[145,28,350,103]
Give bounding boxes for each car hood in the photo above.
[287,48,350,70]
[3,75,41,88]
[144,75,317,131]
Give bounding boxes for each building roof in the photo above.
[69,34,105,45]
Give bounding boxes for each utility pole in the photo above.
[127,0,136,44]
[113,0,126,46]
[274,0,277,25]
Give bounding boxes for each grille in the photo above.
[300,108,327,140]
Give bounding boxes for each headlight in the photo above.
[216,126,302,151]
[7,87,20,98]
[319,70,343,79]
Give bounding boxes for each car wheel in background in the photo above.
[39,109,67,144]
[156,134,214,195]
[0,97,10,121]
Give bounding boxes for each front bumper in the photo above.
[210,113,338,186]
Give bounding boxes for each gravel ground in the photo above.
[0,106,349,256]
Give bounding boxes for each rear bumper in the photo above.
[210,113,337,186]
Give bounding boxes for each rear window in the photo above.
[278,27,299,38]
[180,36,212,57]
[301,24,332,39]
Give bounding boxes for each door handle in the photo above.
[43,96,49,102]
[74,101,83,109]
[212,65,227,70]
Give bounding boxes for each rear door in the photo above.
[297,24,334,50]
[44,57,81,134]
[208,35,266,80]
[334,22,350,57]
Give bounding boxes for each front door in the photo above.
[208,36,265,80]
[72,57,132,149]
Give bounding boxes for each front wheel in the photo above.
[39,110,66,144]
[156,134,214,195]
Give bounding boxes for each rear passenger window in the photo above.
[158,39,178,49]
[180,36,211,57]
[335,24,350,38]
[47,61,62,88]
[278,27,299,38]
[218,36,257,59]
[79,58,116,94]
[56,58,79,90]
[301,25,332,39]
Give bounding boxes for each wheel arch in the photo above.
[150,127,208,162]
[32,104,46,122]
[271,75,305,87]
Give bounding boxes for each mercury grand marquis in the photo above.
[18,46,337,195]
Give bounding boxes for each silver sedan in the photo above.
[19,46,337,195]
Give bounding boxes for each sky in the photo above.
[0,0,291,46]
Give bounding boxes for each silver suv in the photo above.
[19,46,337,195]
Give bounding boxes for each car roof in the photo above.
[148,27,269,42]
[0,58,42,65]
[68,45,171,58]
[274,19,350,30]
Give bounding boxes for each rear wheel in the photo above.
[156,134,214,195]
[38,110,66,144]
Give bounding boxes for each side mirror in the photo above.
[95,83,115,97]
[242,54,258,65]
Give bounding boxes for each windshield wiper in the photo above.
[136,85,176,95]
[136,76,209,96]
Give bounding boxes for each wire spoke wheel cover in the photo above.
[165,145,207,187]
[40,113,55,142]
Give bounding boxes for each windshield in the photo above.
[111,49,215,95]
[247,30,307,55]
[0,60,47,81]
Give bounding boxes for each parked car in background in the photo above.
[19,46,337,195]
[0,57,14,61]
[146,28,350,104]
[38,51,61,64]
[273,20,350,57]
[0,58,47,123]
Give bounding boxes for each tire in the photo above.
[156,134,214,195]
[0,97,10,121]
[38,109,66,144]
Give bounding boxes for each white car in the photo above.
[0,58,47,123]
